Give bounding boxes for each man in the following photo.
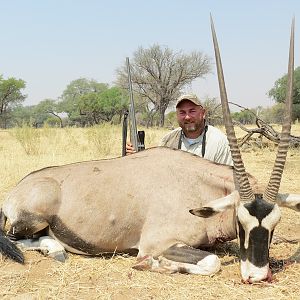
[126,94,233,166]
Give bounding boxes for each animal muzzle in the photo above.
[240,260,272,283]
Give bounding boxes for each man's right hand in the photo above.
[126,142,136,155]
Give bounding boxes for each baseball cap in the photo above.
[175,94,202,108]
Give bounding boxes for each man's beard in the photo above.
[181,121,202,133]
[184,123,197,132]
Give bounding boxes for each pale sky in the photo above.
[0,1,299,109]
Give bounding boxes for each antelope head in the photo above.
[191,17,299,283]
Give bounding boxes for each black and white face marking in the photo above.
[237,194,281,283]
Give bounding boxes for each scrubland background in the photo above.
[0,124,299,300]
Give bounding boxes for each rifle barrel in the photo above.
[126,57,139,151]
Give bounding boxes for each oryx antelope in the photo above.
[1,18,300,283]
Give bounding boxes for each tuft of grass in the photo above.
[87,124,122,157]
[10,125,41,155]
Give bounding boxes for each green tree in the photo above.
[268,66,300,121]
[232,109,256,124]
[0,75,26,128]
[97,87,127,123]
[60,78,108,126]
[10,105,34,127]
[116,44,211,127]
[10,104,51,128]
[79,86,127,124]
[34,99,63,127]
[261,103,285,124]
[11,100,65,128]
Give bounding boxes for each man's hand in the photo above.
[126,142,136,155]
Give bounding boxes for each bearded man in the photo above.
[127,94,233,166]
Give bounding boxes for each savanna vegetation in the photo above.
[1,44,300,131]
[0,125,299,299]
[0,44,212,129]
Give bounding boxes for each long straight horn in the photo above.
[210,15,254,201]
[264,18,295,202]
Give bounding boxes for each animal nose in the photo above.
[241,261,271,283]
[242,268,272,284]
[242,276,261,284]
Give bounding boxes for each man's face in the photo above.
[176,100,206,134]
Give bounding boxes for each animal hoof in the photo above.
[48,251,67,262]
[133,256,154,270]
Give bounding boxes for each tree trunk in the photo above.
[48,112,63,128]
[158,105,167,127]
[56,115,63,128]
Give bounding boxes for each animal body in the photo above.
[0,146,299,283]
[1,17,300,284]
[1,148,241,262]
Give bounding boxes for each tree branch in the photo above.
[228,102,300,147]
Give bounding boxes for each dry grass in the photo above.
[0,124,299,300]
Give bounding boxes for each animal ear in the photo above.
[189,191,240,218]
[189,207,218,218]
[276,193,300,212]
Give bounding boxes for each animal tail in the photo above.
[0,209,24,264]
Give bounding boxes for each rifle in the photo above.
[122,57,145,156]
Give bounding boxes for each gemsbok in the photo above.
[0,17,299,283]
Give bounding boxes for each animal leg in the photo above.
[16,236,67,262]
[133,243,220,275]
